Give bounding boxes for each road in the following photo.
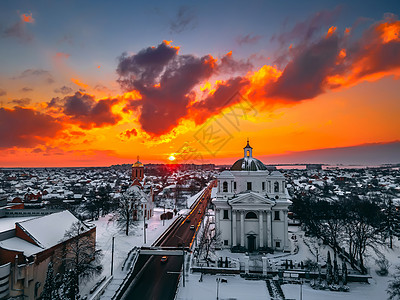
[120,181,216,300]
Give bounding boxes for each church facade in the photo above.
[127,157,154,221]
[213,141,291,252]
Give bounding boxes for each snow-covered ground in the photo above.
[79,207,178,297]
[176,225,400,300]
[81,200,400,300]
[176,273,269,300]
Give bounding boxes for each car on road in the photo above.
[190,225,195,230]
[198,209,201,214]
[160,256,168,263]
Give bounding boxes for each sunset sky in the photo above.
[0,0,399,167]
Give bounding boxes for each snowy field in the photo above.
[79,207,178,297]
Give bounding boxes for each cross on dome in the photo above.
[244,138,253,158]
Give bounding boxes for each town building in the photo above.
[213,140,291,252]
[0,210,96,299]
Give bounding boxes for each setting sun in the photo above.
[168,154,176,161]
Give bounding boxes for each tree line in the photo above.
[291,192,400,273]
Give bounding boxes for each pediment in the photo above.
[228,192,274,206]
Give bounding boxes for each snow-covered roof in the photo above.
[0,237,43,256]
[0,216,37,232]
[16,210,88,249]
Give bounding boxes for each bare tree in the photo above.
[381,197,400,249]
[116,186,144,235]
[61,222,103,288]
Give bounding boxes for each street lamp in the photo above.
[175,235,186,287]
[163,204,166,226]
[143,209,147,244]
[300,278,303,300]
[111,236,115,276]
[216,277,221,300]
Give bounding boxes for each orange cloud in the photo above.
[326,26,337,38]
[21,13,35,23]
[163,40,180,52]
[71,78,89,89]
[114,15,400,139]
[376,21,400,43]
[0,106,63,149]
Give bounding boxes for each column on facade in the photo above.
[259,210,264,248]
[215,209,220,233]
[232,210,237,246]
[283,209,288,248]
[266,210,271,248]
[240,210,245,247]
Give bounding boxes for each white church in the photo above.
[213,140,291,252]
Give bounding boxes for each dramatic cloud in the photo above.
[54,86,74,95]
[267,33,340,101]
[63,92,122,129]
[13,69,55,84]
[262,13,400,101]
[236,34,262,45]
[117,41,179,89]
[116,14,400,138]
[170,6,196,33]
[336,13,400,83]
[0,88,6,97]
[0,107,63,148]
[192,77,250,124]
[9,98,31,106]
[118,41,216,135]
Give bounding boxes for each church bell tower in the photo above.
[132,156,144,182]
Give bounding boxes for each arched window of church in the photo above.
[274,181,279,193]
[245,211,257,219]
[223,181,228,193]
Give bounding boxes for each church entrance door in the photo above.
[247,235,256,252]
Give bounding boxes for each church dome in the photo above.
[133,161,143,167]
[231,157,267,171]
[230,139,267,171]
[133,155,143,167]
